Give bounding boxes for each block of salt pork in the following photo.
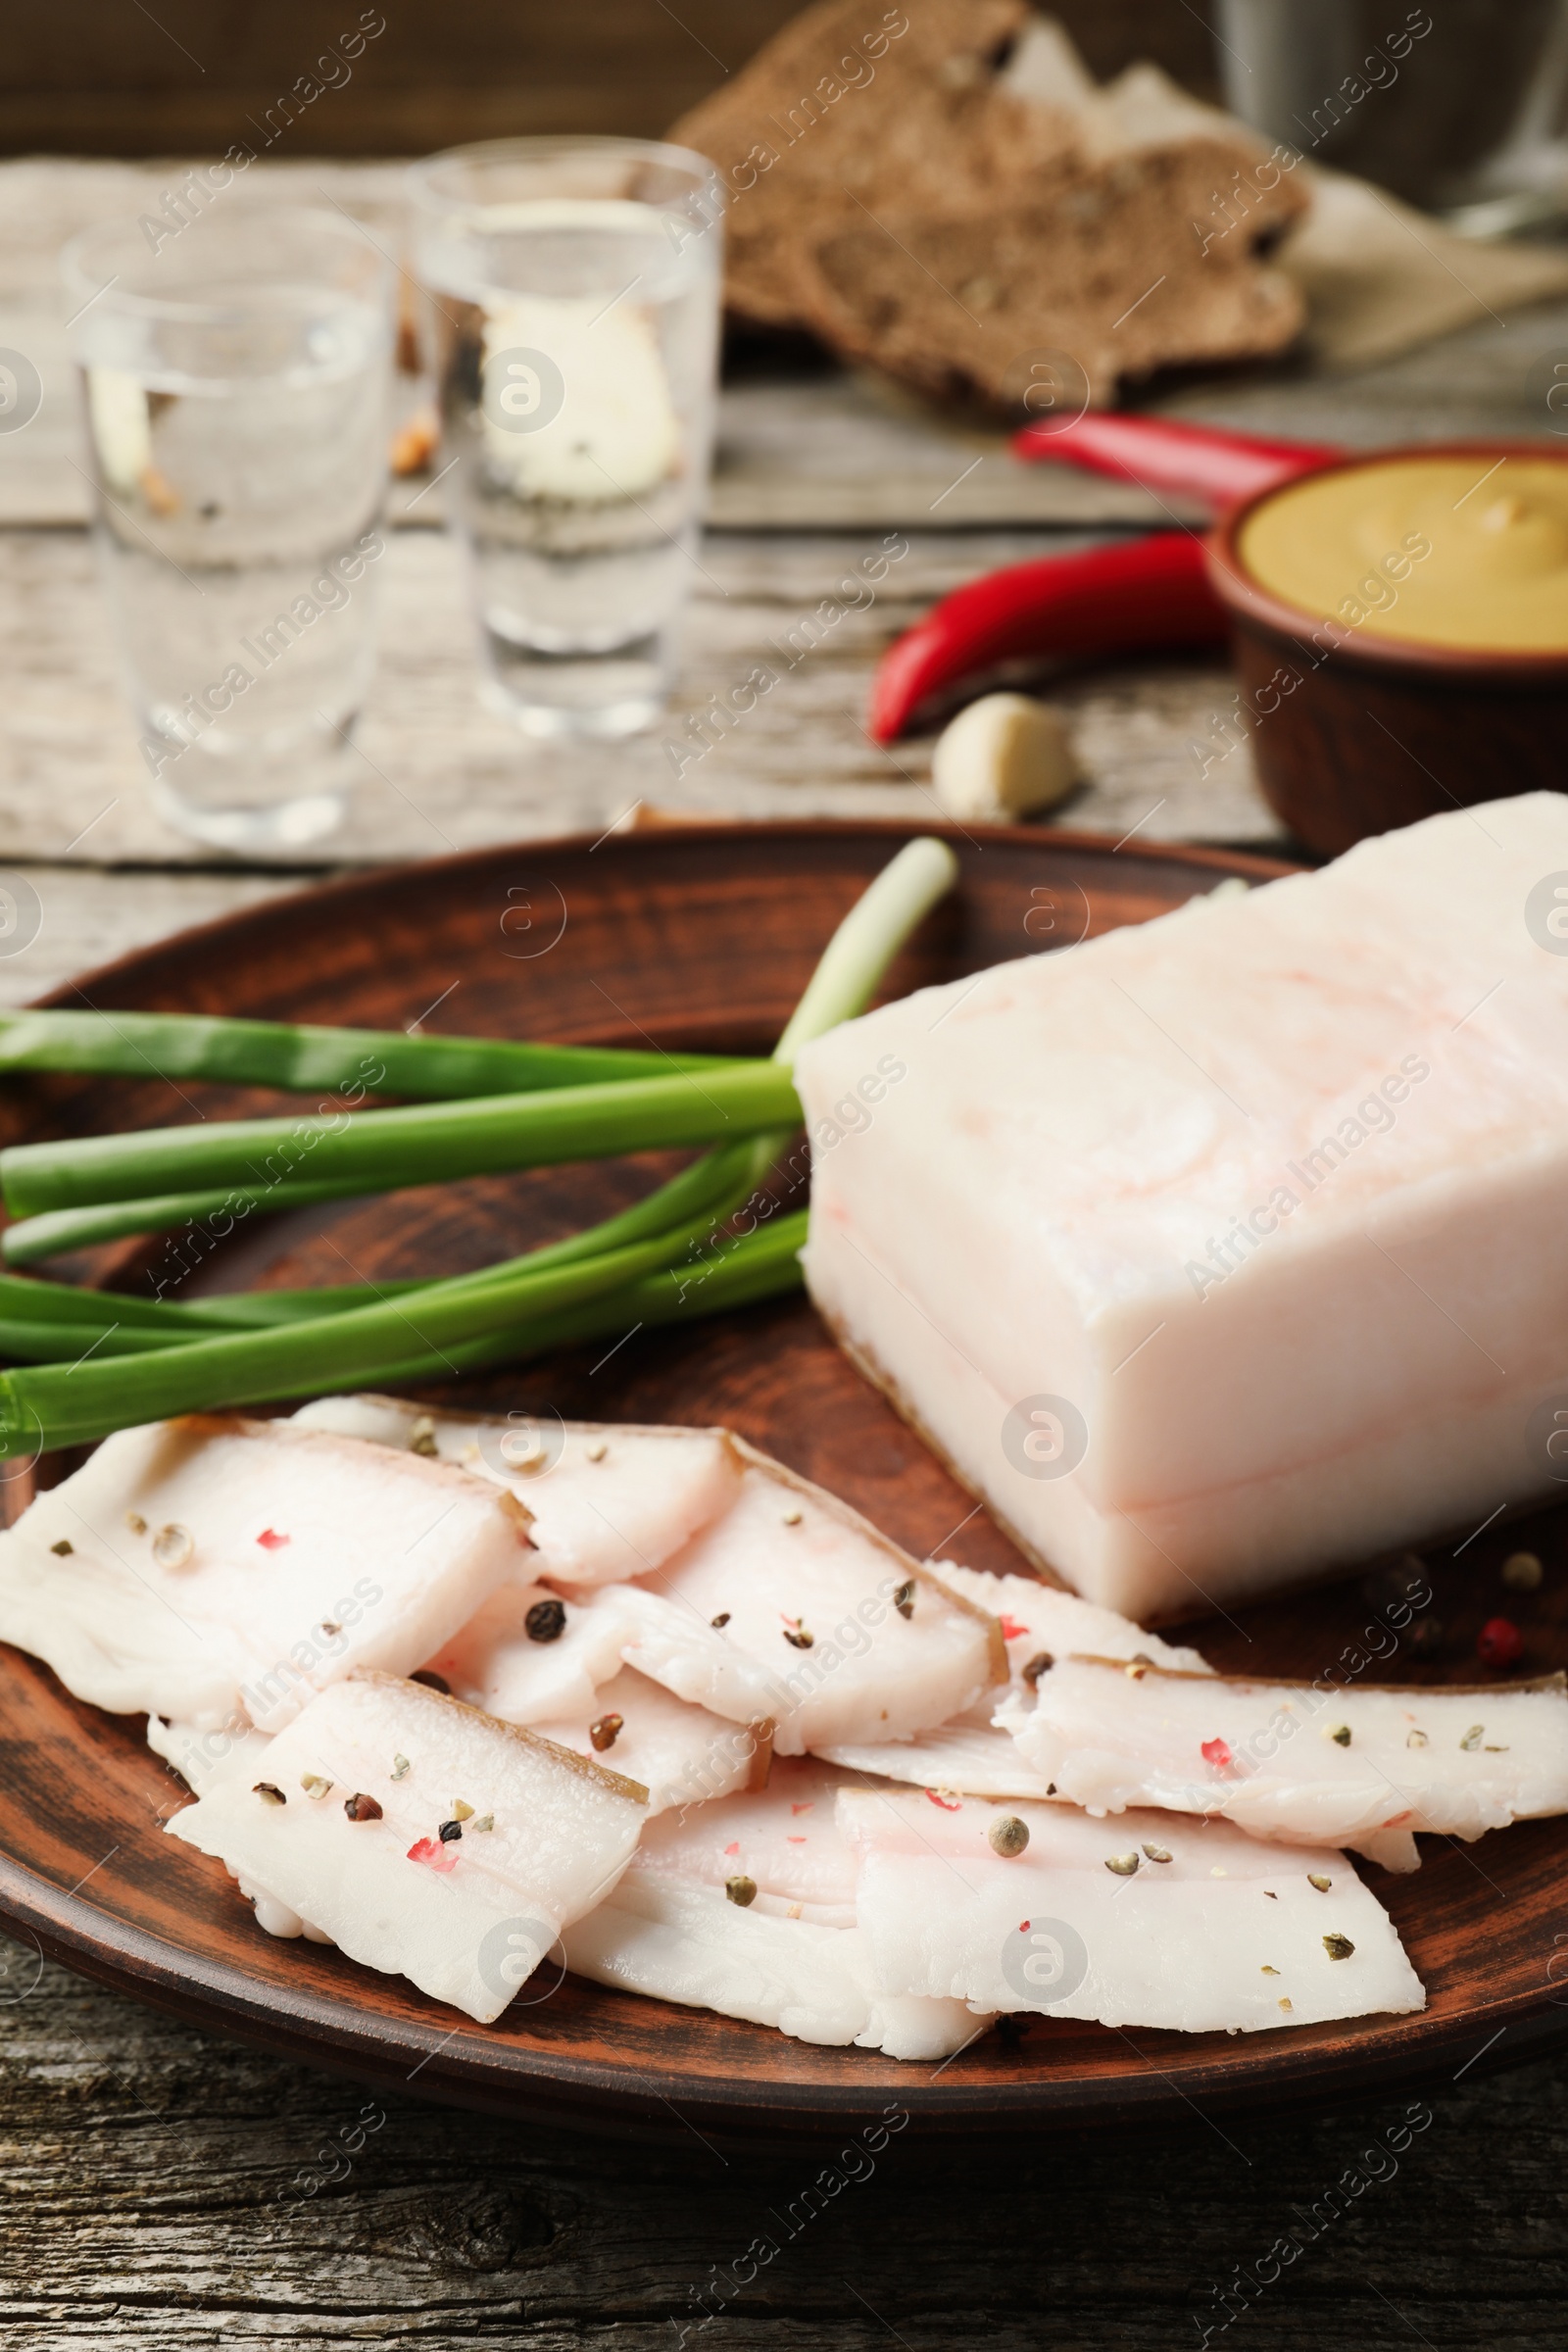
[168,1672,647,2023]
[795,794,1568,1620]
[294,1395,738,1585]
[610,1447,1002,1754]
[564,1756,986,2057]
[838,1788,1425,2033]
[1002,1658,1568,1871]
[816,1562,1207,1797]
[0,1415,533,1733]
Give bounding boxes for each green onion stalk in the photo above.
[0,839,957,1454]
[0,1008,734,1097]
[0,1060,803,1220]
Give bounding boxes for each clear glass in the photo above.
[61,205,394,853]
[408,137,725,739]
[1215,0,1568,227]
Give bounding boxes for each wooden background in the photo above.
[2,1,1568,2340]
[0,1940,1563,2349]
[0,1,1219,155]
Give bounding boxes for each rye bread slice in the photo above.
[671,0,1084,331]
[669,2,1308,407]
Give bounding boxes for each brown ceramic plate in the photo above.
[0,820,1562,2142]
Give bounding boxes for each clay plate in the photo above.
[0,820,1560,2142]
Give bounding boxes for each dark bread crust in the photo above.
[670,0,1307,407]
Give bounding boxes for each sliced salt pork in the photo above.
[421,1579,639,1726]
[148,1711,274,1797]
[615,1446,1003,1753]
[294,1395,739,1586]
[1002,1656,1568,1861]
[0,1415,533,1732]
[530,1666,772,1812]
[167,1672,647,2022]
[795,794,1568,1619]
[631,1755,862,1925]
[563,1871,981,2060]
[838,1788,1425,2033]
[815,1561,1208,1796]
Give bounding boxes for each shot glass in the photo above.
[62,204,394,853]
[408,137,725,738]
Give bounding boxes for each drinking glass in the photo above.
[408,137,725,738]
[1215,0,1568,225]
[62,205,394,853]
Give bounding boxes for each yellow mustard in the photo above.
[1237,452,1568,654]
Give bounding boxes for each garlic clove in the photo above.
[930,692,1079,821]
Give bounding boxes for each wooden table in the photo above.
[3,159,1568,2348]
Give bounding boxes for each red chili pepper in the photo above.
[1200,1737,1233,1770]
[1477,1615,1523,1668]
[1010,414,1344,514]
[868,531,1227,743]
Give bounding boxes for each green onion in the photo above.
[0,1210,808,1375]
[0,1274,194,1329]
[0,1319,192,1364]
[2,1178,378,1266]
[334,1210,810,1387]
[2,839,959,1259]
[2,1130,760,1273]
[0,1008,733,1097]
[0,1268,419,1333]
[0,1060,802,1218]
[0,839,958,1454]
[773,835,956,1059]
[0,1210,731,1452]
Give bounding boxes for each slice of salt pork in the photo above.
[564,1870,981,2061]
[815,1561,1208,1797]
[1001,1657,1568,1868]
[838,1788,1425,2033]
[0,1414,534,1733]
[421,1579,639,1726]
[795,793,1568,1620]
[632,1755,862,1925]
[570,1754,983,2056]
[294,1395,739,1586]
[148,1711,274,1797]
[167,1671,647,2023]
[529,1666,772,1813]
[615,1446,1003,1754]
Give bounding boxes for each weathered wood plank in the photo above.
[0,524,1280,868]
[0,865,295,1010]
[0,1936,1562,2349]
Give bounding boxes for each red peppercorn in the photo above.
[1477,1616,1523,1668]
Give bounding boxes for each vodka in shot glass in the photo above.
[62,203,394,853]
[409,137,724,738]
